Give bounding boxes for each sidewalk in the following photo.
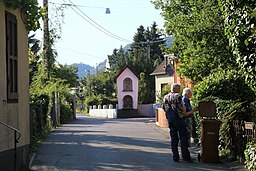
[30,114,247,171]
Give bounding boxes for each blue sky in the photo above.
[36,0,165,67]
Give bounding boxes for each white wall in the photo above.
[154,74,174,102]
[89,104,157,118]
[0,2,30,151]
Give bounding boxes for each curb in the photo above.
[29,153,36,170]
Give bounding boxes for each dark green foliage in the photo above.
[30,95,49,137]
[30,94,50,153]
[244,143,256,171]
[3,0,44,31]
[60,102,72,124]
[54,64,79,88]
[219,0,256,93]
[28,34,41,85]
[193,70,255,102]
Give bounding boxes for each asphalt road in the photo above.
[30,114,246,171]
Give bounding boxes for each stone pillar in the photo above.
[109,104,113,109]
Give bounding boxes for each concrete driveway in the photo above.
[30,114,246,171]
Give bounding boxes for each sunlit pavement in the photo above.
[30,114,246,171]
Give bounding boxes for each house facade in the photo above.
[0,2,30,170]
[150,57,175,103]
[151,55,194,103]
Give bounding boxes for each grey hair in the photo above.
[182,87,191,96]
[171,83,180,92]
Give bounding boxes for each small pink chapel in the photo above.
[116,66,139,118]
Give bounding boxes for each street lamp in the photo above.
[105,8,110,14]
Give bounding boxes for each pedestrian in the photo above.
[162,83,194,163]
[182,88,198,146]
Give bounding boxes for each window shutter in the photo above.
[6,11,18,102]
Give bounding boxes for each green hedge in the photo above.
[30,94,51,152]
[193,69,256,160]
[244,143,256,171]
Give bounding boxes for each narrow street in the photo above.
[30,114,245,171]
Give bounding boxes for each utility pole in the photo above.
[43,0,58,126]
[147,40,150,59]
[87,70,91,97]
[96,63,98,76]
[43,0,49,70]
[146,40,150,64]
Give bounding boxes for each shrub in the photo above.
[193,69,255,103]
[244,143,256,171]
[60,101,72,124]
[192,69,256,160]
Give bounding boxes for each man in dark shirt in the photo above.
[163,84,193,162]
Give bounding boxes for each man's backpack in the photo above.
[162,93,184,118]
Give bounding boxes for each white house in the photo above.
[116,66,139,117]
[150,57,175,103]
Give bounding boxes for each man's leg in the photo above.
[169,122,180,162]
[177,121,191,161]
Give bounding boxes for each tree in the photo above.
[54,64,79,88]
[219,0,256,93]
[152,0,238,83]
[28,34,41,84]
[108,47,128,74]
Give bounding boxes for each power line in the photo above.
[61,0,132,43]
[50,2,147,10]
[68,0,131,43]
[50,2,106,9]
[56,46,106,59]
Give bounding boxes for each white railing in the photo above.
[89,104,118,118]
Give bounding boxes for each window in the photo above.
[6,11,18,102]
[123,78,132,91]
[123,95,133,109]
[161,83,168,92]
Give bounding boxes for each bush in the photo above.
[244,143,256,171]
[30,94,51,153]
[60,102,72,124]
[192,69,256,160]
[193,69,255,102]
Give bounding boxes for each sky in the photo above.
[36,0,165,67]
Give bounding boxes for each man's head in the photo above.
[171,83,181,93]
[182,88,192,98]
